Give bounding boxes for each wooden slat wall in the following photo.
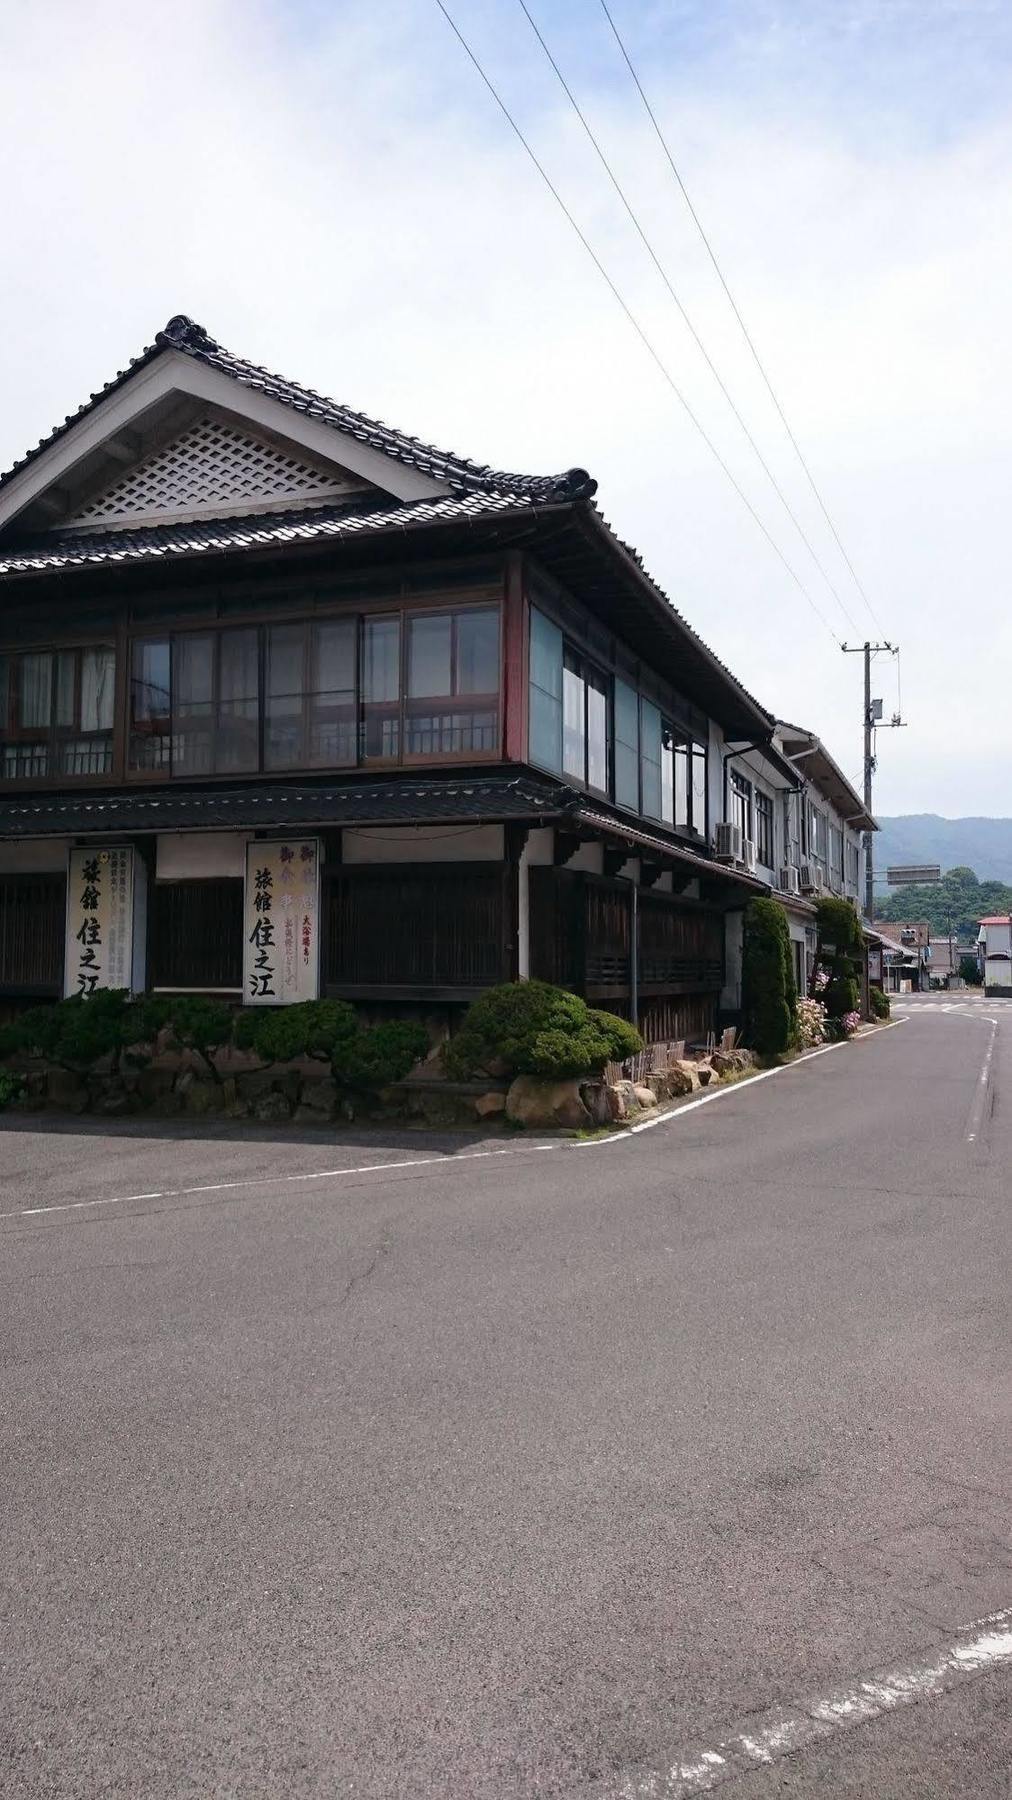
[530,866,724,1043]
[150,879,244,990]
[0,873,65,995]
[324,865,509,993]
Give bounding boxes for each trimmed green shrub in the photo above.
[331,1019,428,1089]
[234,998,357,1063]
[814,896,865,1021]
[0,1070,24,1109]
[958,954,982,987]
[585,1008,644,1066]
[741,898,798,1059]
[444,980,643,1081]
[869,985,890,1019]
[127,994,233,1051]
[9,989,132,1065]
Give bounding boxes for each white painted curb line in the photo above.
[577,1018,904,1144]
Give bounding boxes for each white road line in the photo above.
[8,1142,561,1222]
[607,1608,1012,1798]
[966,1016,999,1143]
[579,1019,903,1143]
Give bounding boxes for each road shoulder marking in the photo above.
[8,1142,561,1222]
[578,1019,904,1144]
[598,1607,1012,1798]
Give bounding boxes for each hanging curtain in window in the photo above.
[19,653,51,729]
[80,648,115,732]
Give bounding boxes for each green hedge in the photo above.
[741,897,798,1059]
[0,991,427,1091]
[869,984,890,1019]
[443,981,643,1081]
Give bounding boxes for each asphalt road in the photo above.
[1,999,1009,1798]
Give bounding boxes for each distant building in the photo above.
[869,919,931,991]
[977,916,1012,996]
[927,937,977,988]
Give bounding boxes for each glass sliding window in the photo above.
[529,607,563,774]
[613,678,639,810]
[585,668,608,793]
[640,700,662,821]
[562,649,586,781]
[755,790,774,866]
[0,646,116,782]
[311,620,356,766]
[173,634,216,777]
[691,742,707,836]
[730,769,752,841]
[130,638,171,771]
[173,629,259,777]
[404,606,499,757]
[215,628,259,773]
[674,739,689,828]
[265,624,306,770]
[660,723,675,825]
[265,620,357,771]
[361,615,401,761]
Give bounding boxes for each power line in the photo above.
[433,0,843,647]
[597,0,885,634]
[515,0,860,639]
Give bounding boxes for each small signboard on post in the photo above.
[243,839,321,1005]
[886,865,942,885]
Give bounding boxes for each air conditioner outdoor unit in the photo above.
[714,821,743,862]
[780,865,801,896]
[742,837,758,874]
[799,861,818,893]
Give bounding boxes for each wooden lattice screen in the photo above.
[0,873,65,996]
[324,864,510,998]
[149,880,244,991]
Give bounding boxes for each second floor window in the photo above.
[0,646,115,780]
[730,769,752,842]
[127,602,500,780]
[755,789,774,866]
[562,648,609,791]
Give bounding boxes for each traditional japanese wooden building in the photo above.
[0,315,794,1040]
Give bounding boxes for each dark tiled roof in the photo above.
[0,314,596,505]
[0,491,534,577]
[0,769,771,895]
[0,774,565,837]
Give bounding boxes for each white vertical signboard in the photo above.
[244,839,321,1005]
[64,846,137,997]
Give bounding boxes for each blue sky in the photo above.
[2,0,1010,814]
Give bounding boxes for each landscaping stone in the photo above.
[696,1063,714,1087]
[295,1077,338,1119]
[179,1075,224,1116]
[136,1065,177,1105]
[178,1046,214,1081]
[472,1090,507,1119]
[670,1061,701,1094]
[210,1044,267,1079]
[45,1068,88,1112]
[505,1075,592,1130]
[710,1050,736,1076]
[633,1084,658,1111]
[253,1089,293,1123]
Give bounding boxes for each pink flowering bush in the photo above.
[813,968,829,994]
[796,996,827,1048]
[841,1010,862,1037]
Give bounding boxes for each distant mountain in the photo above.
[874,815,1012,887]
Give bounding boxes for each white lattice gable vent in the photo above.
[66,416,368,531]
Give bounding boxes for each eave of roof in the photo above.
[0,315,595,507]
[777,720,875,831]
[0,768,769,898]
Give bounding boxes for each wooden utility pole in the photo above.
[842,641,905,921]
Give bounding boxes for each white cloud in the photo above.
[1,0,1008,816]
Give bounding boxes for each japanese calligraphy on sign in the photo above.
[64,847,136,998]
[243,839,320,1005]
